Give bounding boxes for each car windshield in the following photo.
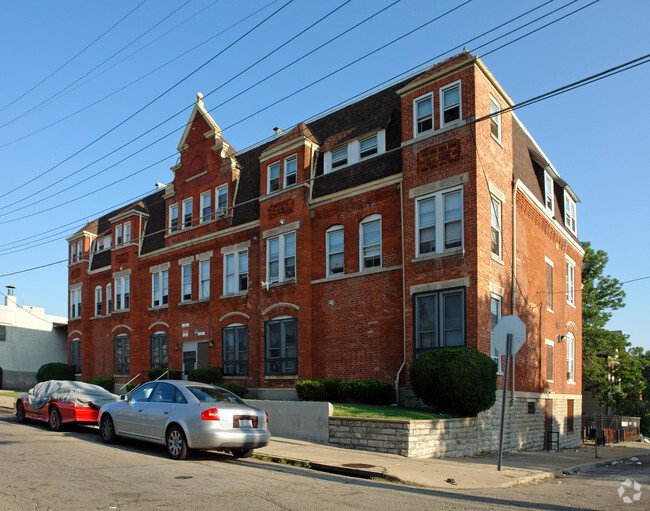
[187,386,244,404]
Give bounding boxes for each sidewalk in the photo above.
[2,393,648,489]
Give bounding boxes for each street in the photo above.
[0,409,647,510]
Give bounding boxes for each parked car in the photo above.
[15,380,119,431]
[98,380,270,460]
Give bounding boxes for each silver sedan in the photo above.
[98,380,270,460]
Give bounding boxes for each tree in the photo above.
[581,242,645,411]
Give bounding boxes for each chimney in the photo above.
[5,285,17,308]
[273,126,284,136]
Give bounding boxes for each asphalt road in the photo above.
[1,409,647,510]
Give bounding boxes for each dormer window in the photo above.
[544,172,554,214]
[415,95,433,135]
[359,134,378,159]
[331,147,348,169]
[325,130,385,173]
[564,192,577,235]
[441,81,461,126]
[268,162,280,193]
[284,155,297,187]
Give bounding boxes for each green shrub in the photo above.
[296,379,339,401]
[221,383,248,399]
[35,362,75,382]
[148,368,182,381]
[125,383,138,393]
[410,347,497,417]
[296,379,394,405]
[83,377,115,392]
[350,379,394,405]
[188,366,223,384]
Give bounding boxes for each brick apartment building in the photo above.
[67,52,583,448]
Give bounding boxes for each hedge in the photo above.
[35,362,75,382]
[296,379,394,405]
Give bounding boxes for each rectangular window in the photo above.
[566,333,575,382]
[106,284,112,314]
[566,260,575,306]
[115,224,122,246]
[223,325,249,376]
[489,96,501,141]
[182,198,193,229]
[490,294,502,371]
[114,335,130,375]
[70,288,82,319]
[199,260,210,299]
[115,276,130,311]
[150,333,168,370]
[546,341,554,381]
[416,187,463,256]
[360,217,381,270]
[265,317,297,375]
[359,134,378,158]
[70,339,81,374]
[284,155,297,187]
[267,233,295,284]
[327,226,344,276]
[200,191,212,223]
[414,288,465,356]
[567,399,574,432]
[415,95,433,134]
[564,192,577,234]
[77,240,83,259]
[491,196,502,258]
[331,146,348,169]
[95,286,102,316]
[546,260,554,311]
[224,250,248,294]
[268,162,280,192]
[216,184,228,215]
[169,204,179,233]
[70,243,77,263]
[152,270,169,307]
[544,172,554,213]
[441,81,461,126]
[182,264,192,302]
[124,222,131,243]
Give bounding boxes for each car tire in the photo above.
[230,449,254,458]
[48,406,62,432]
[16,401,26,423]
[100,414,117,444]
[166,425,189,460]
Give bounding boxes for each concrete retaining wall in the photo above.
[254,400,332,443]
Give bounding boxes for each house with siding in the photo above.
[67,52,583,449]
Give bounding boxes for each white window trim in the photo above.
[566,257,575,307]
[182,198,193,229]
[200,190,212,223]
[267,162,280,194]
[124,221,131,243]
[223,249,248,295]
[324,130,386,173]
[69,287,82,319]
[106,283,112,314]
[489,94,501,143]
[284,154,297,188]
[440,80,462,128]
[564,191,577,235]
[115,224,123,246]
[359,215,382,270]
[94,286,102,317]
[326,225,345,277]
[70,243,77,263]
[266,232,296,284]
[181,263,192,302]
[490,194,502,260]
[545,257,554,313]
[413,92,434,137]
[216,184,228,216]
[566,332,576,383]
[169,203,179,233]
[151,269,169,308]
[544,171,554,214]
[415,186,463,258]
[114,275,130,311]
[199,260,210,300]
[490,293,502,373]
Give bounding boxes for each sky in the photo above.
[0,0,648,350]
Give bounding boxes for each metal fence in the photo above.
[582,415,641,443]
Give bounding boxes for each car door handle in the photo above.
[164,411,169,415]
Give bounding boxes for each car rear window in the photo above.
[187,386,244,404]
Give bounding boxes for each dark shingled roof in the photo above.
[140,190,167,255]
[264,122,320,152]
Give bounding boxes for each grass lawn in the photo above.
[0,390,23,398]
[332,402,451,420]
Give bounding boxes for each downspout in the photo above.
[394,181,407,404]
[511,179,522,405]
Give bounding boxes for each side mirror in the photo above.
[120,395,127,401]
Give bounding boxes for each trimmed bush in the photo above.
[188,366,223,384]
[35,362,75,382]
[83,377,115,392]
[296,379,394,405]
[221,383,248,399]
[410,347,497,417]
[148,368,182,381]
[296,379,339,402]
[350,379,394,405]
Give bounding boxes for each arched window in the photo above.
[150,332,169,369]
[114,334,130,375]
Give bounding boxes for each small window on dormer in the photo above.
[268,163,280,193]
[360,134,378,159]
[564,192,577,235]
[331,147,348,169]
[285,155,297,187]
[544,172,554,214]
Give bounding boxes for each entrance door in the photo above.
[544,399,553,449]
[182,350,196,380]
[197,341,210,369]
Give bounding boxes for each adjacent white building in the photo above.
[0,286,68,389]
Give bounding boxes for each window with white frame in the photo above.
[200,190,211,223]
[151,269,168,307]
[77,240,83,259]
[70,339,81,374]
[115,276,130,311]
[441,81,461,126]
[331,146,348,170]
[414,288,465,356]
[70,243,77,263]
[115,224,122,246]
[489,96,501,142]
[268,162,280,193]
[217,184,228,216]
[326,226,344,276]
[564,192,577,235]
[267,233,295,284]
[114,334,130,375]
[416,187,463,257]
[566,332,575,382]
[566,258,575,306]
[224,250,248,294]
[284,154,297,187]
[106,283,112,314]
[70,288,82,319]
[223,324,248,376]
[490,294,502,371]
[169,204,179,233]
[325,131,385,172]
[182,198,193,229]
[124,222,131,243]
[491,196,502,259]
[265,317,297,375]
[415,94,433,135]
[181,264,192,302]
[546,259,554,311]
[359,134,378,159]
[360,216,381,269]
[544,172,554,213]
[95,286,102,316]
[199,260,210,299]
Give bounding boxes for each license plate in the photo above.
[239,419,252,428]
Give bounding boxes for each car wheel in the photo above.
[100,414,117,444]
[15,401,26,423]
[48,406,62,432]
[230,449,254,458]
[166,425,189,460]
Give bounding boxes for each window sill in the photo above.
[566,301,576,309]
[90,314,110,320]
[149,305,169,311]
[264,375,298,380]
[223,375,249,380]
[567,380,576,385]
[112,309,130,314]
[491,253,504,265]
[311,264,402,285]
[178,299,209,306]
[491,133,503,148]
[264,279,296,289]
[221,291,248,299]
[412,247,464,263]
[546,308,554,314]
[409,119,466,143]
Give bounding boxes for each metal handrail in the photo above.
[119,371,145,393]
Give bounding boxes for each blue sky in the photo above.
[0,0,648,350]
